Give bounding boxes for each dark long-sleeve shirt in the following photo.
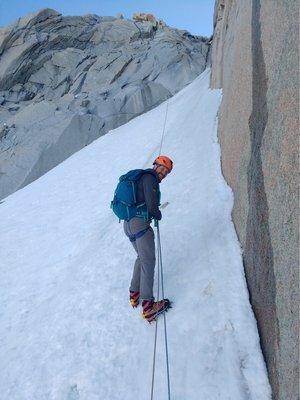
[136,172,162,220]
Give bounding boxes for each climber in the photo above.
[111,155,173,322]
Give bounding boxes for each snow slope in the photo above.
[0,70,271,400]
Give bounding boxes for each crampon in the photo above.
[142,299,172,323]
[130,291,140,308]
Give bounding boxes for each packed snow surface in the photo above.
[0,70,271,400]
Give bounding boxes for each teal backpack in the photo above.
[111,169,160,221]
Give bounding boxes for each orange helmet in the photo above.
[153,155,173,172]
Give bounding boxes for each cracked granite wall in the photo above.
[210,1,299,399]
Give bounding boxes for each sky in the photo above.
[0,0,215,37]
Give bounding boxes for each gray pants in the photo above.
[123,217,155,300]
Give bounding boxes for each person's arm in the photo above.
[142,174,162,220]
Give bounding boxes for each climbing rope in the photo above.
[157,223,171,400]
[150,222,161,400]
[150,102,171,399]
[158,103,169,155]
[150,221,171,400]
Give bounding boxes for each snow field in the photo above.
[0,70,271,399]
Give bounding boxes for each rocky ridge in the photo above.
[0,8,209,199]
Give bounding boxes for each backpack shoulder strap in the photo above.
[119,169,145,182]
[139,168,159,182]
[120,168,158,183]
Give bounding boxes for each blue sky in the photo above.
[0,0,215,37]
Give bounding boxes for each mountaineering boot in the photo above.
[130,291,140,307]
[142,299,171,323]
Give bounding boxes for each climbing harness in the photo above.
[150,221,171,400]
[128,227,150,242]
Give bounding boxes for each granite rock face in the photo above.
[210,1,299,399]
[0,8,209,199]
